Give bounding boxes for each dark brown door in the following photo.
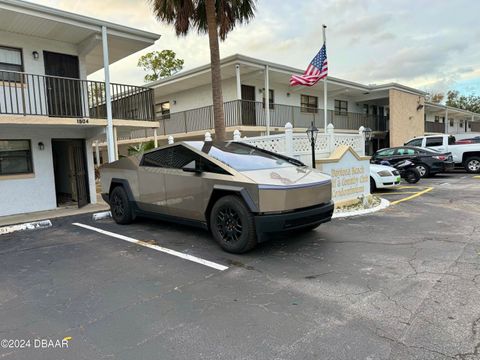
[71,140,89,208]
[44,51,81,117]
[241,85,256,126]
[52,139,89,208]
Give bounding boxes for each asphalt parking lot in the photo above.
[1,172,479,360]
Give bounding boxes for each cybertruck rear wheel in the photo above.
[210,195,257,253]
[110,186,133,225]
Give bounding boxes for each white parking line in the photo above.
[72,223,228,271]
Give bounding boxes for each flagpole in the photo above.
[323,24,328,133]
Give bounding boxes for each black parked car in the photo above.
[371,146,454,177]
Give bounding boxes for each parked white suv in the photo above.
[405,135,480,173]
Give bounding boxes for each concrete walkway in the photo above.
[0,201,109,227]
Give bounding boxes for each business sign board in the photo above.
[316,145,370,204]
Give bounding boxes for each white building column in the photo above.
[153,128,158,148]
[472,115,475,132]
[94,140,100,165]
[445,108,448,134]
[113,126,119,160]
[102,25,115,163]
[235,64,242,100]
[264,65,270,135]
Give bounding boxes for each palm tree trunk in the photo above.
[205,0,226,141]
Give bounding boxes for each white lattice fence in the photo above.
[291,134,330,154]
[334,134,364,153]
[241,134,286,154]
[234,123,365,166]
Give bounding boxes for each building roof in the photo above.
[147,53,427,97]
[425,101,479,119]
[0,0,161,74]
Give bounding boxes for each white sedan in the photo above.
[370,163,401,191]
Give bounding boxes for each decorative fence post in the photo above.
[233,129,241,141]
[205,131,212,142]
[167,135,174,144]
[359,126,365,156]
[284,122,293,157]
[327,123,335,154]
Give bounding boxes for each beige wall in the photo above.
[389,89,425,146]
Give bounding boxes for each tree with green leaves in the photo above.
[446,90,480,113]
[426,92,444,104]
[138,50,184,82]
[148,0,256,142]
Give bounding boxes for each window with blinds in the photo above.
[301,95,318,113]
[0,140,33,175]
[0,46,23,82]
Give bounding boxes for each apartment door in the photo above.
[241,85,256,126]
[52,139,89,208]
[378,106,385,130]
[44,51,81,117]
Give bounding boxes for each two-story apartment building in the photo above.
[0,0,160,217]
[424,102,480,135]
[108,54,480,157]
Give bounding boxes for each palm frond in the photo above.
[193,0,256,40]
[149,0,196,36]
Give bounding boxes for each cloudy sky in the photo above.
[37,0,479,95]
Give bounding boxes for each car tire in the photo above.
[464,157,480,173]
[210,195,257,253]
[404,169,421,184]
[415,163,430,178]
[109,186,133,225]
[370,177,377,192]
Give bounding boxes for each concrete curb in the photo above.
[92,211,112,221]
[0,220,52,235]
[332,198,390,219]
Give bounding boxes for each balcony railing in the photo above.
[0,70,155,121]
[425,121,445,133]
[155,100,388,136]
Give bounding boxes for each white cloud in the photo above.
[34,0,480,93]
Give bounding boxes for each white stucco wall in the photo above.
[446,118,470,134]
[0,30,86,78]
[0,30,88,116]
[0,126,96,217]
[425,109,473,134]
[155,77,238,113]
[155,74,364,114]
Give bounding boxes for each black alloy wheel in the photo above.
[109,186,133,224]
[210,195,257,253]
[216,206,243,243]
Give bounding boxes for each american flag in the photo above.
[290,45,328,86]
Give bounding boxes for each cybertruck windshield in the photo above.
[187,141,304,171]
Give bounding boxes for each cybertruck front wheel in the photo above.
[210,195,257,253]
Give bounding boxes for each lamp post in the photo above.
[306,121,319,168]
[362,127,372,155]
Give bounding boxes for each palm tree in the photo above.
[127,140,156,156]
[149,0,256,141]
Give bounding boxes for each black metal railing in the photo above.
[0,70,155,121]
[155,100,388,135]
[425,121,445,133]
